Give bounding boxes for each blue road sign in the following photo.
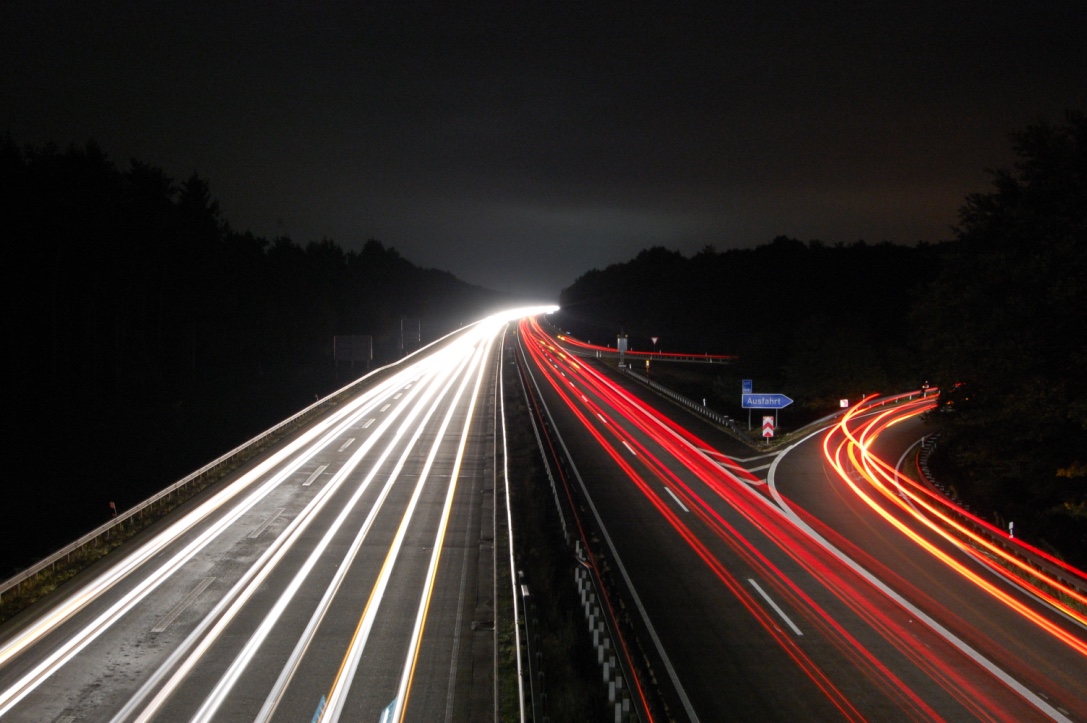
[741,393,794,409]
[742,379,753,394]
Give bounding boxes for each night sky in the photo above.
[4,2,1085,298]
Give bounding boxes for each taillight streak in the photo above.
[825,398,1087,657]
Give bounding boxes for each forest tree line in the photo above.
[1,136,505,572]
[557,112,1087,565]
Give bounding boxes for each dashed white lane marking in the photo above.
[748,578,803,636]
[663,487,689,513]
[303,464,328,487]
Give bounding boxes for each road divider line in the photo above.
[663,487,689,513]
[302,464,328,487]
[337,438,355,452]
[748,579,803,636]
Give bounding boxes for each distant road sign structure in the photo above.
[742,393,794,409]
[742,379,753,394]
[762,416,775,438]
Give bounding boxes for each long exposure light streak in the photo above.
[176,345,476,722]
[520,319,872,721]
[1,305,554,723]
[520,316,1082,721]
[393,327,492,722]
[824,396,1087,657]
[2,368,419,718]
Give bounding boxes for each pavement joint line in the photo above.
[249,508,285,539]
[152,577,215,633]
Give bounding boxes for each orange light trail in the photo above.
[824,396,1087,658]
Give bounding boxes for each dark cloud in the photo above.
[4,2,1085,297]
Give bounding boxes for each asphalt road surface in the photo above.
[0,308,551,722]
[518,316,1086,722]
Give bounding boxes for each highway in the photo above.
[0,306,552,723]
[774,398,1087,720]
[518,317,1087,721]
[5,309,1085,722]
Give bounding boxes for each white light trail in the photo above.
[321,329,494,721]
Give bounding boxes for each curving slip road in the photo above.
[519,316,1087,722]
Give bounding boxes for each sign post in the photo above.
[743,380,753,428]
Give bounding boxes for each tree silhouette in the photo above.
[917,111,1087,560]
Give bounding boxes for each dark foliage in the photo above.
[558,238,942,421]
[556,112,1087,565]
[916,111,1087,563]
[0,137,506,573]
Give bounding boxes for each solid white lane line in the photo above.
[765,429,1071,722]
[622,441,636,456]
[324,334,491,721]
[158,358,466,723]
[249,508,285,539]
[250,357,471,722]
[151,578,215,634]
[113,367,449,723]
[518,349,700,723]
[663,487,689,513]
[748,579,803,636]
[302,464,328,487]
[393,335,492,720]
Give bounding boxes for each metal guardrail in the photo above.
[1,380,352,604]
[1,325,471,605]
[515,334,642,722]
[916,433,1087,599]
[621,367,753,443]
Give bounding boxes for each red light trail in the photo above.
[518,316,1072,721]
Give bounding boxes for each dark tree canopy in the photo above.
[917,112,1087,559]
[1,138,506,572]
[558,237,939,413]
[558,111,1087,563]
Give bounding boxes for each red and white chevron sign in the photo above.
[762,416,774,438]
